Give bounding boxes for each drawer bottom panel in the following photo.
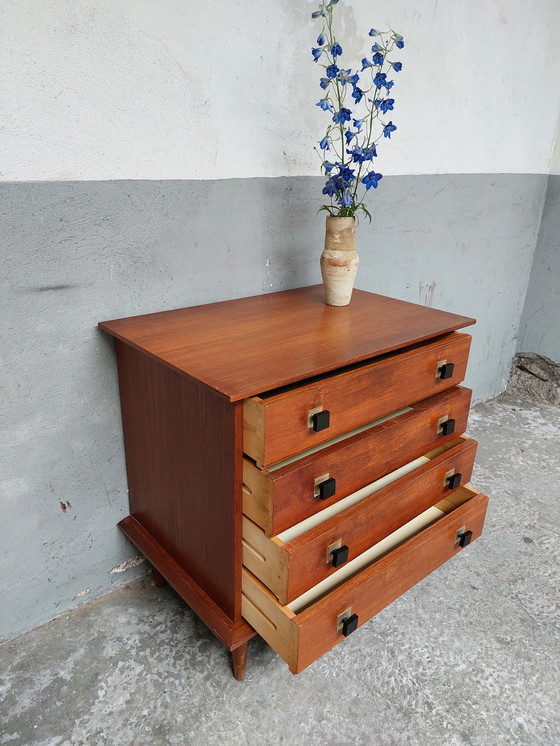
[242,486,488,674]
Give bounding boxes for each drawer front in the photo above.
[242,487,488,674]
[243,437,477,605]
[244,333,471,467]
[243,386,472,536]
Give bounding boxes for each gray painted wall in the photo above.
[517,174,560,362]
[0,173,546,642]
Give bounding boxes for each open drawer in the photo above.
[243,436,477,604]
[242,486,488,674]
[243,333,472,468]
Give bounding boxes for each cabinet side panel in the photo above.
[115,340,240,620]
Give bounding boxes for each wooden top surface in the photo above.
[99,285,475,401]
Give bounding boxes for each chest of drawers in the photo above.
[99,285,488,679]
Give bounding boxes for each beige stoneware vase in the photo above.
[320,216,359,306]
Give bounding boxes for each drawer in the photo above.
[244,333,472,467]
[242,436,477,604]
[242,485,488,674]
[243,385,472,536]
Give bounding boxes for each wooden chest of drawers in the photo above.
[99,285,488,679]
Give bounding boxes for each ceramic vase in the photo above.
[320,216,359,306]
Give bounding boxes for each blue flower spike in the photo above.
[312,5,405,218]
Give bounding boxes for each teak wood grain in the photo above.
[243,386,473,536]
[242,437,478,605]
[99,285,475,402]
[242,487,489,674]
[114,340,242,620]
[243,333,472,467]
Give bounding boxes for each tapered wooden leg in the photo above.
[151,567,167,588]
[232,642,248,681]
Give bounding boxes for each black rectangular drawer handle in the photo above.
[447,472,462,489]
[311,410,331,432]
[458,529,473,548]
[318,477,336,501]
[331,544,349,568]
[440,418,456,436]
[342,613,359,637]
[438,362,455,379]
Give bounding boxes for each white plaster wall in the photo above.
[2,0,560,181]
[549,115,560,175]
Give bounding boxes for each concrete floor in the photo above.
[1,392,559,746]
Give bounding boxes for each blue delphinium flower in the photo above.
[352,86,364,103]
[332,107,351,124]
[317,32,326,46]
[326,64,339,78]
[395,34,405,48]
[383,121,397,138]
[312,47,323,62]
[337,69,358,87]
[316,98,334,112]
[345,130,355,146]
[362,171,383,190]
[373,72,387,89]
[361,57,373,70]
[371,42,382,53]
[320,77,330,89]
[322,178,337,196]
[319,137,330,150]
[338,190,354,206]
[392,61,402,72]
[372,52,384,65]
[311,8,327,18]
[378,98,395,113]
[350,143,377,163]
[323,161,335,172]
[331,42,342,57]
[339,166,355,182]
[384,79,394,91]
[369,28,379,36]
[353,118,364,132]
